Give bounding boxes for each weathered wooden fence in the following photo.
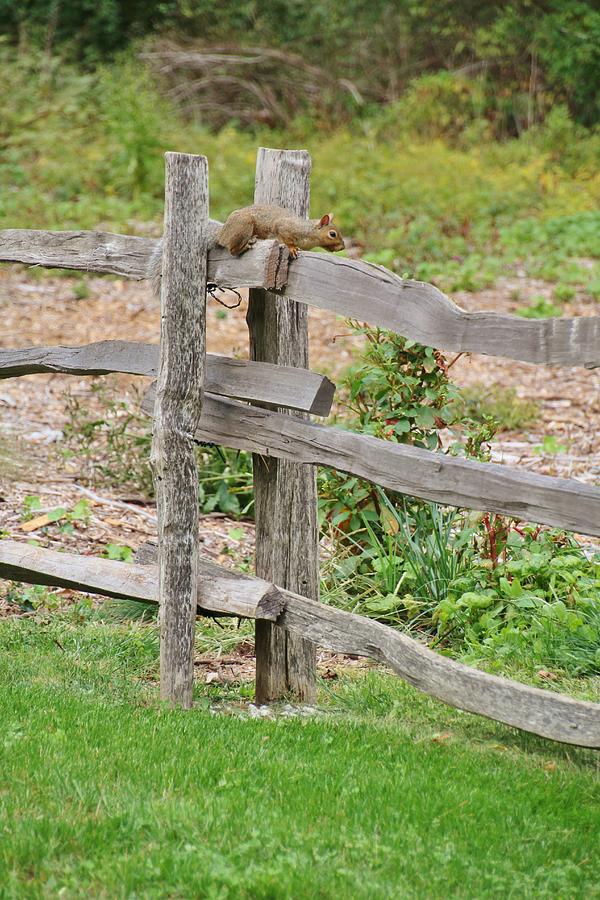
[1,147,600,747]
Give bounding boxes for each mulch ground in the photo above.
[1,263,599,673]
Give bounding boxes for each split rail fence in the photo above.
[1,148,600,748]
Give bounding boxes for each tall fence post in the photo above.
[247,147,318,704]
[150,152,209,707]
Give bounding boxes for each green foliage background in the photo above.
[2,46,598,296]
[2,1,599,128]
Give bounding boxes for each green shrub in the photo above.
[516,296,563,319]
[438,528,600,676]
[461,385,539,432]
[375,73,491,147]
[323,497,600,677]
[319,324,495,534]
[3,1,600,131]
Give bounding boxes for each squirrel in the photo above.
[147,204,344,297]
[216,205,344,259]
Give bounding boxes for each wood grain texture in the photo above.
[154,393,600,537]
[1,538,598,748]
[3,227,598,366]
[276,590,600,748]
[248,147,318,703]
[0,343,335,416]
[281,253,600,368]
[0,228,288,290]
[0,540,283,621]
[149,152,207,708]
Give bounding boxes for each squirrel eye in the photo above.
[328,230,337,238]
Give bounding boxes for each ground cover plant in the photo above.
[0,617,599,899]
[61,380,254,517]
[318,325,600,681]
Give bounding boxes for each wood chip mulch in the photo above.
[1,264,599,636]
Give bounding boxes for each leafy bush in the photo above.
[4,1,599,130]
[437,528,600,676]
[319,328,599,678]
[323,495,600,677]
[461,385,539,432]
[319,324,495,534]
[375,73,492,147]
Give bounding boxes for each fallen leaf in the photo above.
[321,668,339,681]
[538,670,558,681]
[431,732,451,743]
[544,761,557,772]
[20,512,61,532]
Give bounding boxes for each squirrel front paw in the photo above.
[286,245,299,259]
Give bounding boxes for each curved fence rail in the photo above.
[140,389,600,537]
[2,146,599,742]
[1,539,598,749]
[2,228,599,366]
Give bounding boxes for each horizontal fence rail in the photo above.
[2,229,599,367]
[141,390,600,538]
[0,540,282,621]
[0,342,335,416]
[0,228,288,291]
[1,538,599,748]
[282,253,600,369]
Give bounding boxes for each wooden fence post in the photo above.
[247,147,318,704]
[150,152,209,707]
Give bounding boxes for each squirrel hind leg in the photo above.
[224,222,256,257]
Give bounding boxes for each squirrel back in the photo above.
[217,204,344,258]
[147,204,344,294]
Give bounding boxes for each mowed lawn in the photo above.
[0,619,598,899]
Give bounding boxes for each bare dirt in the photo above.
[1,264,599,672]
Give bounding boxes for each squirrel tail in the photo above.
[147,242,163,299]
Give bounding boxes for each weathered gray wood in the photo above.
[281,253,600,368]
[0,228,288,290]
[0,341,159,378]
[0,229,158,278]
[0,540,283,620]
[0,343,335,416]
[3,226,599,367]
[145,393,600,537]
[149,152,208,708]
[248,147,318,703]
[275,590,600,748]
[1,538,599,748]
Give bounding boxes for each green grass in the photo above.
[0,617,599,898]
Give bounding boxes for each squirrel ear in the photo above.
[319,213,331,227]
